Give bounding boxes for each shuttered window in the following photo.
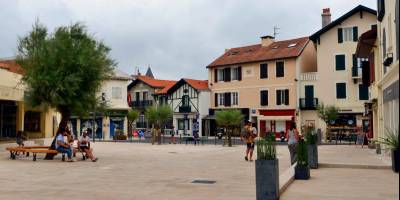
[276,61,284,77]
[276,89,289,105]
[214,93,218,107]
[223,68,231,82]
[353,26,358,42]
[260,90,268,106]
[338,28,343,43]
[260,63,268,79]
[335,54,346,70]
[238,66,242,81]
[224,92,231,107]
[336,83,347,99]
[359,84,369,100]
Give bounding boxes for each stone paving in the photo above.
[0,140,398,200]
[0,141,290,200]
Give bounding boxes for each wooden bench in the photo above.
[6,146,51,159]
[24,149,65,161]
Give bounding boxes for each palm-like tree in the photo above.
[215,109,244,147]
[145,105,173,145]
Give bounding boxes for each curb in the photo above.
[319,162,391,170]
[279,164,296,195]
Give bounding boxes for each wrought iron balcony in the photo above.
[179,106,191,113]
[299,98,318,110]
[131,100,153,108]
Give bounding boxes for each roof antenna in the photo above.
[273,26,280,39]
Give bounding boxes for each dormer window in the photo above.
[229,51,239,56]
[287,43,297,48]
[272,46,279,49]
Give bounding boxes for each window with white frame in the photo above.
[276,89,289,105]
[217,69,224,81]
[218,93,225,106]
[231,67,239,80]
[112,87,122,99]
[232,92,238,105]
[343,27,354,42]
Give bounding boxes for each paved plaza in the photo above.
[0,141,398,200]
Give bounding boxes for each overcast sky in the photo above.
[0,0,376,80]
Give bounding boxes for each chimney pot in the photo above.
[321,8,332,28]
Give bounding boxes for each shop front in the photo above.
[258,109,295,138]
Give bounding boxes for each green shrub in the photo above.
[296,139,308,166]
[379,128,399,150]
[305,127,317,145]
[257,133,276,160]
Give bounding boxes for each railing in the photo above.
[131,100,153,108]
[352,67,362,78]
[136,122,148,129]
[300,72,318,81]
[299,98,318,110]
[179,106,191,113]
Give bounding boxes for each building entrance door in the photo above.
[305,85,314,107]
[0,100,17,139]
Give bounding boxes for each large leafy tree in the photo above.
[145,105,172,145]
[317,103,339,140]
[215,109,244,147]
[16,22,115,153]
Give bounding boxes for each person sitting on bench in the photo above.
[55,127,74,162]
[78,129,98,162]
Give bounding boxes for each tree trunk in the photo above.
[228,127,232,147]
[44,107,70,160]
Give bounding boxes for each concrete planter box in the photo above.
[256,159,279,200]
[295,165,310,180]
[307,144,318,169]
[392,149,399,173]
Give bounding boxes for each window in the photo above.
[276,89,289,105]
[112,87,122,99]
[178,119,190,130]
[260,90,268,106]
[218,93,225,106]
[182,95,189,107]
[260,63,268,79]
[143,91,148,101]
[232,92,238,106]
[338,27,358,42]
[336,83,347,99]
[24,111,41,132]
[359,84,369,100]
[335,54,346,70]
[217,69,224,81]
[135,92,140,101]
[276,61,284,77]
[231,67,240,81]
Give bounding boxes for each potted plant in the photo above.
[255,133,279,200]
[305,127,318,169]
[379,128,399,173]
[295,138,310,180]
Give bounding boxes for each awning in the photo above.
[355,29,377,58]
[258,115,293,121]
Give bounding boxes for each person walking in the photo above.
[286,122,299,165]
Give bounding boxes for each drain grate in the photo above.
[191,180,216,184]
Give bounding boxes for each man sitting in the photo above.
[78,129,98,162]
[55,127,74,162]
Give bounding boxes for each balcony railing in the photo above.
[300,72,318,81]
[299,98,319,110]
[131,100,153,108]
[352,67,362,78]
[179,106,191,113]
[136,122,147,129]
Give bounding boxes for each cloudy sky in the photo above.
[0,0,375,80]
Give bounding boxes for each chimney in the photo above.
[321,8,331,28]
[260,35,275,47]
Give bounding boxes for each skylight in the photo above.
[272,46,279,49]
[287,43,297,48]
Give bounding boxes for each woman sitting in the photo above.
[78,129,98,162]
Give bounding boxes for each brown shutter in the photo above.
[238,66,242,81]
[214,93,218,107]
[284,89,289,105]
[214,69,218,83]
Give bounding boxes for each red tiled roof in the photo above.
[136,76,177,94]
[184,78,208,90]
[207,37,310,68]
[0,59,24,75]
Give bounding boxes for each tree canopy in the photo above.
[145,105,173,129]
[316,103,339,125]
[16,21,115,125]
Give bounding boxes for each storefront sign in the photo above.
[383,80,399,103]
